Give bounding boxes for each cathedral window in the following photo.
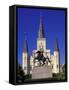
[30,66,32,70]
[52,65,53,69]
[24,56,26,60]
[24,66,26,70]
[57,65,58,68]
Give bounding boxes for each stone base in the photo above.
[32,65,52,79]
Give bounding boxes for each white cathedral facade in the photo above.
[22,17,60,75]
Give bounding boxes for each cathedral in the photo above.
[22,16,60,75]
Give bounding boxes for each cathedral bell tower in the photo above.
[22,39,30,75]
[53,39,60,73]
[37,16,46,52]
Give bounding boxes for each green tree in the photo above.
[17,64,25,83]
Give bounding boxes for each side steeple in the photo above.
[38,16,45,38]
[23,38,29,53]
[53,38,60,73]
[22,38,30,75]
[54,39,59,51]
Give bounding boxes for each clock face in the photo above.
[39,42,44,51]
[39,43,43,48]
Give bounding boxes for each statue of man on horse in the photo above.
[34,50,51,65]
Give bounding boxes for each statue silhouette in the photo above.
[34,50,50,65]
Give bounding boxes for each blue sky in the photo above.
[17,7,65,65]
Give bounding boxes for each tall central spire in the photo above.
[38,16,45,38]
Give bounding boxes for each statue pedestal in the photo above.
[32,65,52,79]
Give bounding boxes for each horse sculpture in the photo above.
[34,51,51,65]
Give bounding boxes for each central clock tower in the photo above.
[37,16,46,51]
